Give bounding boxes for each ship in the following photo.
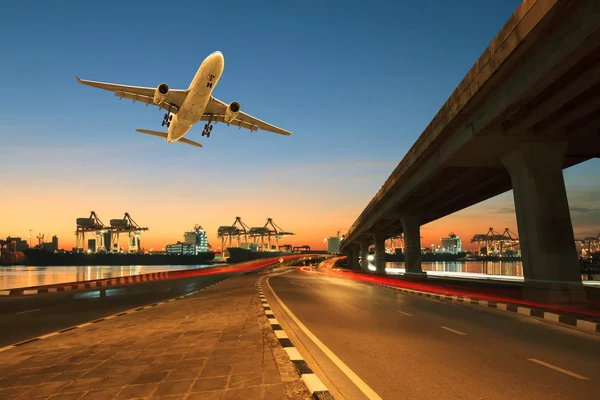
[21,249,215,266]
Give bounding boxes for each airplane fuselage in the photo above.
[167,51,224,142]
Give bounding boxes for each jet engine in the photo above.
[224,101,241,124]
[153,83,169,105]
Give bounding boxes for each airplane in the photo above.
[76,51,291,148]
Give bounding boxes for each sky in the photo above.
[1,0,598,252]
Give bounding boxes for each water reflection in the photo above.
[387,261,525,276]
[386,261,596,282]
[0,264,218,290]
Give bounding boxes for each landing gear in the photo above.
[201,123,213,138]
[206,73,215,88]
[162,113,173,128]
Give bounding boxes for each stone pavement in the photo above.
[0,272,312,399]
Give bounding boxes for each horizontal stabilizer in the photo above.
[135,129,202,148]
[177,137,203,148]
[136,129,168,139]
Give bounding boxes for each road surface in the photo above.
[267,270,600,400]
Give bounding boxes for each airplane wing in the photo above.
[76,77,188,114]
[203,97,291,136]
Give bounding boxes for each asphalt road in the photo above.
[0,272,237,347]
[267,270,600,400]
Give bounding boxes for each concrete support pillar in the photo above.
[345,244,359,270]
[359,240,370,273]
[401,216,426,279]
[373,233,386,274]
[502,141,585,303]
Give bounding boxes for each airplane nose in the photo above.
[212,51,224,68]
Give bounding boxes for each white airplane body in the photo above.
[77,51,291,148]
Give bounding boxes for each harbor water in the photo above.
[0,264,221,291]
[1,261,596,291]
[388,261,524,276]
[386,261,598,283]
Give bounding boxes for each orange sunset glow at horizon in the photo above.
[3,162,599,254]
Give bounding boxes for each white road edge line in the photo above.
[266,275,383,400]
[441,326,467,336]
[397,311,412,316]
[528,358,590,380]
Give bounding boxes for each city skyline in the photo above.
[1,0,598,252]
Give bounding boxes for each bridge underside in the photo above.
[342,0,600,303]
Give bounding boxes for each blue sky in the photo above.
[1,0,598,249]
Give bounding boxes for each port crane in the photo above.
[471,227,520,256]
[386,234,404,254]
[109,213,149,253]
[75,211,109,252]
[249,218,294,251]
[576,231,600,255]
[217,217,250,251]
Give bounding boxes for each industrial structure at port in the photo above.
[217,217,296,253]
[75,211,148,253]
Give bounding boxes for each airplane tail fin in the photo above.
[135,129,203,148]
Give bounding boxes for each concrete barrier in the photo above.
[0,255,314,297]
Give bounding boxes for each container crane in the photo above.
[109,213,149,253]
[471,227,520,256]
[263,218,294,251]
[217,217,250,251]
[386,234,404,254]
[75,211,108,253]
[576,231,600,255]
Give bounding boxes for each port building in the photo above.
[166,225,210,255]
[439,233,463,254]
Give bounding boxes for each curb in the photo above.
[256,283,334,400]
[0,271,173,296]
[0,256,318,297]
[323,268,600,336]
[0,273,241,354]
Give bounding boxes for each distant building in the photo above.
[167,225,210,255]
[6,237,28,251]
[183,226,209,252]
[52,235,58,251]
[166,242,197,255]
[327,232,342,254]
[440,233,463,254]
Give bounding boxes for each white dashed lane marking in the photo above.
[528,358,590,380]
[441,326,467,336]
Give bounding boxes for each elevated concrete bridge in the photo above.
[340,0,600,303]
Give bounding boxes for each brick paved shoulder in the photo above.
[0,273,312,400]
